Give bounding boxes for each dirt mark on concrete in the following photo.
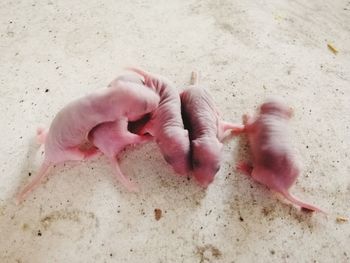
[196,244,222,262]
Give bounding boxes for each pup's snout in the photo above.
[196,176,214,188]
[172,163,189,176]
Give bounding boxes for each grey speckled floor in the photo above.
[0,0,349,262]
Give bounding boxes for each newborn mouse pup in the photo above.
[181,72,243,187]
[235,97,324,212]
[127,68,191,176]
[16,79,159,203]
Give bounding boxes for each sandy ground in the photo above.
[0,0,349,262]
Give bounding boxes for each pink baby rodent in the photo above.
[16,79,160,203]
[127,68,191,176]
[88,74,153,192]
[235,97,324,212]
[180,72,244,187]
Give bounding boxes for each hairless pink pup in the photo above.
[235,98,324,212]
[16,79,160,203]
[87,74,153,192]
[127,68,191,175]
[180,72,243,187]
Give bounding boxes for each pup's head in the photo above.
[260,97,293,119]
[191,137,223,188]
[158,128,191,175]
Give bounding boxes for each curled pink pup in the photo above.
[128,68,191,176]
[180,72,243,187]
[235,98,324,212]
[16,79,159,203]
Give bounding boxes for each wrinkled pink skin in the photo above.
[87,74,153,192]
[16,79,160,203]
[235,98,324,212]
[128,68,191,175]
[180,72,243,187]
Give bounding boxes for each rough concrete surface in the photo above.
[0,0,349,262]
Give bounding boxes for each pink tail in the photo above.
[190,71,199,86]
[110,158,139,192]
[16,161,52,204]
[281,190,325,213]
[36,126,48,144]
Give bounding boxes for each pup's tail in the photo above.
[110,157,139,192]
[281,190,326,213]
[190,71,199,86]
[16,161,52,204]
